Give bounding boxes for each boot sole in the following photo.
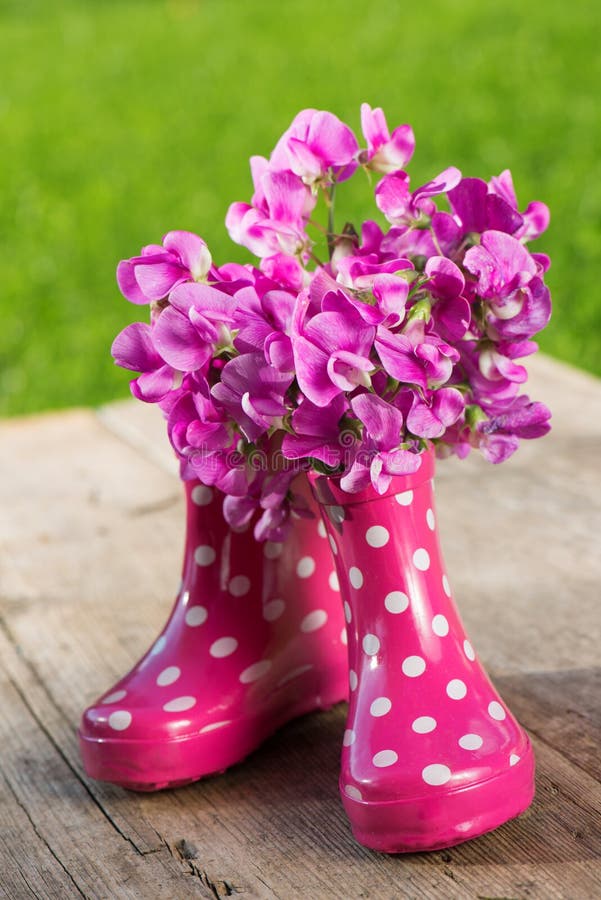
[341,739,535,853]
[79,675,347,792]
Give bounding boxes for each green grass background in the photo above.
[1,0,600,416]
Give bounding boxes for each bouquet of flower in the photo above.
[112,105,551,541]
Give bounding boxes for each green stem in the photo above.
[327,183,336,260]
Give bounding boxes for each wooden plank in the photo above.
[0,627,214,900]
[1,354,600,898]
[500,668,601,784]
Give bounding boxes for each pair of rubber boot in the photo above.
[79,450,534,853]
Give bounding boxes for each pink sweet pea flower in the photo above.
[425,256,471,341]
[375,166,462,226]
[269,108,359,187]
[340,393,421,493]
[292,292,376,406]
[359,103,415,174]
[464,229,537,302]
[375,321,459,390]
[475,396,551,463]
[489,170,550,241]
[226,168,313,259]
[395,386,465,439]
[282,395,349,467]
[116,231,213,305]
[111,322,176,402]
[447,178,524,237]
[211,353,293,442]
[152,282,236,372]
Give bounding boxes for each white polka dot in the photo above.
[422,763,452,786]
[191,484,212,506]
[432,614,449,637]
[329,571,340,592]
[229,575,251,597]
[328,533,338,555]
[446,679,467,700]
[317,520,327,538]
[297,556,316,578]
[442,574,451,597]
[210,637,238,658]
[264,541,283,559]
[412,716,437,734]
[370,697,392,717]
[150,635,167,655]
[300,609,328,632]
[163,696,197,713]
[194,545,216,566]
[263,599,285,622]
[329,505,345,524]
[402,655,426,677]
[373,749,398,768]
[277,664,313,686]
[362,634,380,656]
[156,666,181,687]
[239,660,272,683]
[366,525,390,548]
[464,639,476,661]
[510,754,520,766]
[340,627,348,645]
[488,701,506,721]
[413,548,430,571]
[395,490,413,506]
[101,690,127,704]
[344,784,363,801]
[343,729,356,746]
[108,710,132,731]
[384,591,409,614]
[426,508,435,530]
[199,720,230,733]
[349,566,364,589]
[343,601,352,623]
[459,733,483,750]
[185,605,208,627]
[349,670,358,691]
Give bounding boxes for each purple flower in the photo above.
[375,167,462,226]
[211,352,293,442]
[152,282,236,371]
[340,393,421,493]
[375,322,459,390]
[359,103,415,173]
[233,285,296,372]
[269,108,359,187]
[447,178,524,237]
[111,322,175,402]
[397,386,465,439]
[292,292,376,406]
[476,396,551,463]
[489,170,550,241]
[425,256,471,341]
[226,165,314,259]
[464,230,537,302]
[282,395,349,467]
[116,231,212,305]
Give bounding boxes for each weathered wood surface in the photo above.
[1,353,600,900]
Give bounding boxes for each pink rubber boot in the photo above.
[310,449,535,853]
[79,476,347,791]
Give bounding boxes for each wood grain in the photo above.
[1,354,600,899]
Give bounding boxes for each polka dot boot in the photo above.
[79,476,348,791]
[310,448,535,853]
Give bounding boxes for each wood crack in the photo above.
[1,770,87,899]
[0,615,151,858]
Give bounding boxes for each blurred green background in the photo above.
[1,0,600,416]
